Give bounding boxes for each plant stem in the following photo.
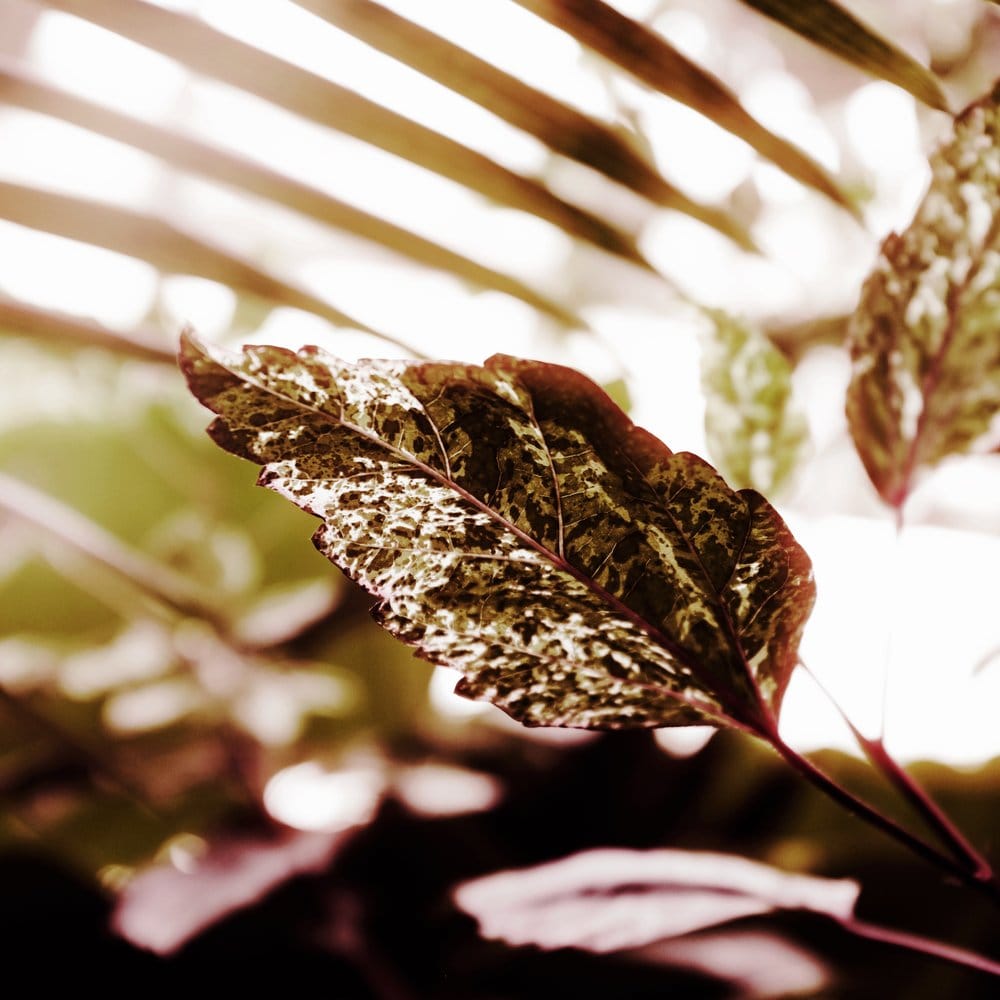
[836,914,1000,978]
[798,660,995,882]
[762,729,1000,905]
[856,735,993,881]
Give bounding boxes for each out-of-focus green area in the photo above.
[0,336,441,875]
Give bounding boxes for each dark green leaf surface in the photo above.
[701,312,810,496]
[39,0,649,269]
[293,0,755,251]
[512,0,856,215]
[740,0,949,111]
[847,83,1000,506]
[181,334,815,734]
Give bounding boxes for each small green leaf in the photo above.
[847,83,1000,507]
[181,333,815,734]
[701,312,810,497]
[740,0,949,112]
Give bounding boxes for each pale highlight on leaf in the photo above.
[847,82,1000,507]
[454,847,859,953]
[181,334,815,734]
[701,312,810,497]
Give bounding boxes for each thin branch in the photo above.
[799,660,995,882]
[837,914,1000,978]
[762,729,1000,905]
[0,685,165,821]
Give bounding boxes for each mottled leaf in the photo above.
[454,847,859,952]
[739,0,949,111]
[701,312,810,497]
[847,84,1000,507]
[39,0,649,270]
[181,334,815,734]
[512,0,856,215]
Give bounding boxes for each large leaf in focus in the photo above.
[181,334,815,734]
[513,0,855,214]
[454,847,859,952]
[701,312,810,497]
[739,0,948,111]
[847,83,1000,507]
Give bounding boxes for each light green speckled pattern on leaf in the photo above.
[847,83,1000,507]
[181,335,815,733]
[701,312,810,497]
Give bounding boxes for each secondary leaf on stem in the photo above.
[181,335,815,735]
[847,82,1000,507]
[701,312,810,497]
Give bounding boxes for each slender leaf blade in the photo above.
[39,0,649,268]
[740,0,949,111]
[181,334,815,733]
[512,0,857,215]
[701,312,810,496]
[294,0,755,251]
[0,58,582,327]
[0,181,418,356]
[0,293,174,363]
[846,83,1000,506]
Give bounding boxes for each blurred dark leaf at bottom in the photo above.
[2,732,998,997]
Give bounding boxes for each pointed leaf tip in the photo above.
[182,337,815,734]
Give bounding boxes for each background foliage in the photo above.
[1,0,999,994]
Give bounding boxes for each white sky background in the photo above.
[0,0,998,767]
